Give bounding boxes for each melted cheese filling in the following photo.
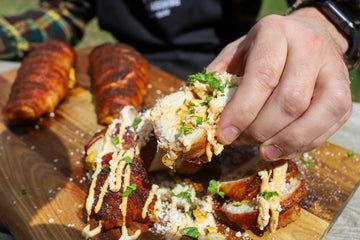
[161,73,241,167]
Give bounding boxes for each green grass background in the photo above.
[1,0,359,102]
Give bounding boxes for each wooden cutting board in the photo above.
[0,47,359,240]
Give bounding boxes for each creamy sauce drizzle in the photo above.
[142,185,159,219]
[257,161,288,232]
[83,107,143,240]
[82,221,102,238]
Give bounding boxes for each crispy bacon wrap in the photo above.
[2,40,76,125]
[82,106,155,238]
[89,43,149,125]
[213,146,307,233]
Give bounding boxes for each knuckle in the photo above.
[254,67,279,91]
[258,14,285,28]
[281,90,310,118]
[328,86,352,117]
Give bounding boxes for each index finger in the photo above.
[216,31,287,144]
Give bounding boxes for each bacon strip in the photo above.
[89,43,149,125]
[2,40,76,125]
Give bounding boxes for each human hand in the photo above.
[208,7,352,161]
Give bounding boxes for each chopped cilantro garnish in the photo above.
[233,202,242,207]
[177,182,186,187]
[308,161,313,170]
[131,117,142,130]
[111,136,119,145]
[199,102,208,106]
[207,179,225,198]
[171,190,196,206]
[21,188,27,195]
[206,95,212,103]
[180,227,200,239]
[186,211,193,218]
[300,156,307,164]
[191,115,205,126]
[67,149,73,153]
[180,126,192,137]
[190,109,195,114]
[188,101,195,106]
[121,183,137,197]
[348,152,354,159]
[259,191,279,200]
[186,68,216,86]
[186,68,225,92]
[121,156,134,164]
[196,117,204,126]
[86,129,91,135]
[101,165,110,171]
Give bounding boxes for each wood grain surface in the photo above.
[0,47,360,240]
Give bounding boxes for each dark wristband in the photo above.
[288,0,360,69]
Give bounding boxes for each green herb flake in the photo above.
[21,188,27,195]
[186,68,225,92]
[190,109,195,114]
[177,182,186,187]
[121,156,134,164]
[131,117,142,130]
[233,202,242,207]
[206,95,212,103]
[199,102,208,107]
[308,161,313,170]
[180,227,200,239]
[337,159,341,163]
[111,136,120,145]
[300,156,307,164]
[348,152,354,159]
[195,116,204,126]
[180,126,192,137]
[311,172,316,175]
[186,211,193,218]
[188,101,196,106]
[67,149,73,153]
[207,179,225,198]
[86,129,91,135]
[259,191,279,200]
[171,190,196,206]
[101,165,110,171]
[121,183,137,197]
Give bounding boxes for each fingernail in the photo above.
[221,126,240,144]
[261,145,283,161]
